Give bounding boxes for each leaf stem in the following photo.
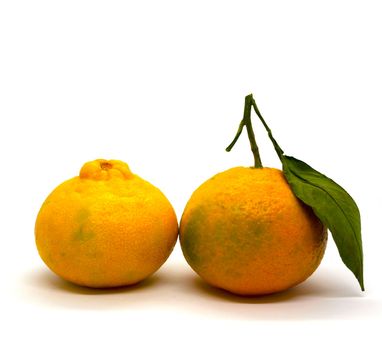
[226,94,263,168]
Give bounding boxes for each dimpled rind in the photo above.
[180,167,327,295]
[79,159,134,180]
[35,160,178,288]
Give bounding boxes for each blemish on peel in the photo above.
[73,208,95,241]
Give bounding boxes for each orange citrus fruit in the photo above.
[35,159,178,288]
[180,167,327,295]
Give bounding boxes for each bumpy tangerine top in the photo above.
[79,159,134,180]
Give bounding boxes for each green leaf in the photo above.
[249,95,364,291]
[281,156,364,291]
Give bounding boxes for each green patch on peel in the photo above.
[180,206,205,269]
[73,208,95,242]
[73,226,95,242]
[181,204,269,277]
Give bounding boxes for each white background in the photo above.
[1,0,381,349]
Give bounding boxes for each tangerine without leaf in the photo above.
[180,167,327,296]
[35,159,178,288]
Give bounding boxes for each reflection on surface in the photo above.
[19,260,378,320]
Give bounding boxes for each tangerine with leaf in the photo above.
[180,95,363,296]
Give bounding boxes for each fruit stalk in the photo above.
[226,94,263,168]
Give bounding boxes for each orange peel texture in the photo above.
[180,167,327,296]
[35,159,178,288]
